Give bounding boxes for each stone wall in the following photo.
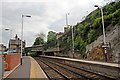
[86,24,120,62]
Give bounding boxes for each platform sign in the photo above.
[0,55,4,80]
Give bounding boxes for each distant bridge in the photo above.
[25,45,63,56]
[25,45,43,55]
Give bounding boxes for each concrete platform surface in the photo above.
[3,56,47,80]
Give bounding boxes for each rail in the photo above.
[39,55,120,79]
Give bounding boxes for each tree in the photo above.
[47,31,56,43]
[43,31,57,49]
[87,29,95,44]
[35,32,45,40]
[33,32,45,45]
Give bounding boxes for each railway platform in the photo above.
[3,56,47,80]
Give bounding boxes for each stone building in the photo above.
[56,32,63,39]
[64,25,71,33]
[0,44,6,54]
[9,34,25,53]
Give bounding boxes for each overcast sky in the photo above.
[0,0,112,47]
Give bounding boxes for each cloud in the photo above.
[1,0,106,47]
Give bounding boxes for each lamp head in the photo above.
[5,29,9,31]
[66,13,70,15]
[26,15,31,17]
[94,5,99,7]
[22,15,31,17]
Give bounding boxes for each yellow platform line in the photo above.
[30,58,35,80]
[30,57,48,80]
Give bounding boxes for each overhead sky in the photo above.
[0,0,113,47]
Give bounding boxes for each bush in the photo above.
[92,18,101,29]
[29,52,37,57]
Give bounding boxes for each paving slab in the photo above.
[4,56,30,80]
[3,56,48,80]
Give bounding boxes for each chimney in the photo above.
[15,34,18,39]
[64,27,68,33]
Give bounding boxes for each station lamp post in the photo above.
[4,28,12,54]
[1,28,12,78]
[57,33,60,55]
[21,15,31,65]
[66,13,70,27]
[66,13,75,58]
[1,28,4,79]
[94,5,108,61]
[72,25,75,58]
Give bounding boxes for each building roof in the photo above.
[32,45,43,47]
[0,44,6,48]
[25,45,43,49]
[9,34,25,45]
[9,39,21,45]
[44,48,61,53]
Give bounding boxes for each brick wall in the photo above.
[5,54,20,71]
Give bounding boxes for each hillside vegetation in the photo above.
[44,1,120,57]
[72,1,120,54]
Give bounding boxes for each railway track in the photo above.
[45,57,116,79]
[34,57,116,80]
[35,57,69,80]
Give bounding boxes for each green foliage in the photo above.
[66,37,72,49]
[103,9,120,27]
[75,36,86,54]
[74,1,120,54]
[118,19,120,25]
[33,32,45,45]
[45,1,120,55]
[103,1,120,15]
[87,29,95,44]
[47,31,56,42]
[44,31,57,49]
[33,37,44,45]
[24,48,31,54]
[28,52,37,57]
[92,18,101,29]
